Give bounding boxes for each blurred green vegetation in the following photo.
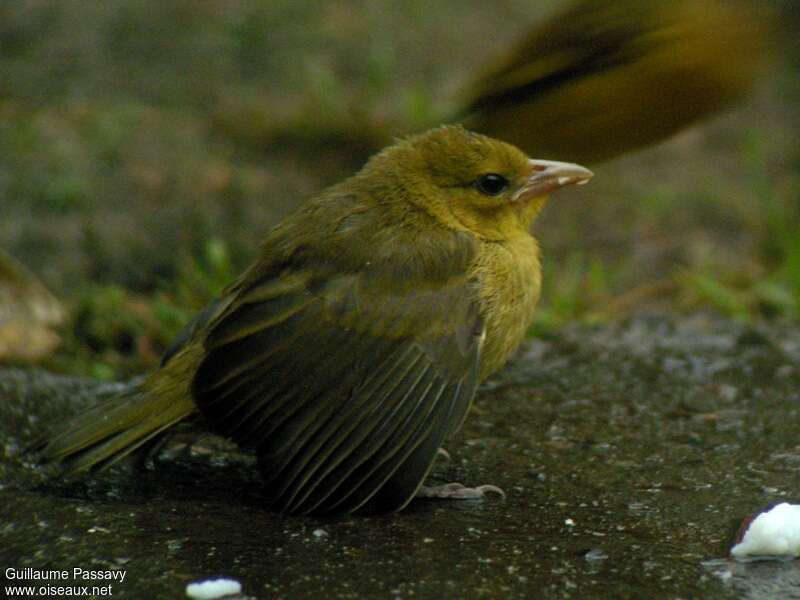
[0,0,798,377]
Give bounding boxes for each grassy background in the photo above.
[1,0,798,377]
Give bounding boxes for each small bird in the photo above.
[464,0,774,164]
[35,126,592,515]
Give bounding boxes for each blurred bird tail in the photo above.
[32,380,195,476]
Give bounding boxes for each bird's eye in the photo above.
[475,173,510,196]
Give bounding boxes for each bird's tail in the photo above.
[33,379,196,476]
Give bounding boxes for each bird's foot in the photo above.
[133,433,173,471]
[418,482,506,500]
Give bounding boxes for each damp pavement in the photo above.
[1,313,799,599]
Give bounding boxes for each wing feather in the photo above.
[191,212,484,514]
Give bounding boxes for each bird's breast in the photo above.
[472,234,542,379]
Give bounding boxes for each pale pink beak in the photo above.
[513,159,593,202]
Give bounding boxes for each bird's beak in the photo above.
[513,159,593,202]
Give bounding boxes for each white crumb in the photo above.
[730,503,800,558]
[185,577,242,599]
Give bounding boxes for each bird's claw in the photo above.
[418,482,506,500]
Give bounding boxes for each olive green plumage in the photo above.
[465,0,774,163]
[36,126,591,515]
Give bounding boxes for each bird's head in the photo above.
[359,125,592,240]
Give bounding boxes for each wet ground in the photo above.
[1,313,799,599]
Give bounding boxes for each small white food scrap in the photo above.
[185,577,242,599]
[731,503,800,558]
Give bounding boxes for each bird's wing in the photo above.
[467,1,654,113]
[191,218,483,515]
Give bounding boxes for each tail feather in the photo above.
[34,384,196,476]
